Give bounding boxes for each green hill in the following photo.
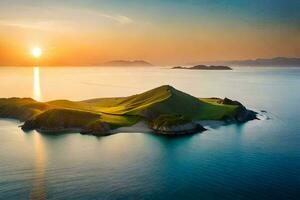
[0,85,257,135]
[82,85,239,120]
[0,98,51,121]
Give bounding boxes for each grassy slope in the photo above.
[46,100,140,127]
[0,98,51,121]
[26,108,101,130]
[197,98,238,120]
[0,85,239,130]
[80,85,238,120]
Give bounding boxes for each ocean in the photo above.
[0,66,299,199]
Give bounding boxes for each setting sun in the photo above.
[31,47,42,58]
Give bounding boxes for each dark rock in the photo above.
[172,65,232,70]
[81,122,111,136]
[21,119,37,131]
[151,123,206,135]
[191,65,232,70]
[223,98,243,106]
[172,66,186,69]
[222,98,257,123]
[149,114,206,135]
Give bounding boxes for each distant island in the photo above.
[173,65,232,70]
[0,85,257,136]
[185,57,300,67]
[101,60,153,66]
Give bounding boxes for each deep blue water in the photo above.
[0,67,299,199]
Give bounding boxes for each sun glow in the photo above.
[32,47,42,58]
[33,67,41,101]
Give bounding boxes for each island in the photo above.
[0,85,257,136]
[101,60,153,66]
[172,65,232,70]
[185,57,300,67]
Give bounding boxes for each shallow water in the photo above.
[0,67,299,199]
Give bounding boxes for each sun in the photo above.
[31,47,42,58]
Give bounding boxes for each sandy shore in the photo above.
[111,121,152,134]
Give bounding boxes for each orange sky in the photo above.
[0,1,299,66]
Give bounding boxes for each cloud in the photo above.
[98,14,134,24]
[0,5,134,32]
[0,19,57,31]
[78,8,134,25]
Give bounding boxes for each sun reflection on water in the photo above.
[33,67,41,101]
[29,133,47,200]
[30,67,46,199]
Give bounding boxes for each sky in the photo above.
[0,0,299,66]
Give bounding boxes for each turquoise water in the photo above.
[0,67,299,199]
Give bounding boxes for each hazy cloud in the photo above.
[91,12,134,24]
[0,5,134,31]
[0,19,58,31]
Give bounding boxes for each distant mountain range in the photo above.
[187,57,300,67]
[219,57,300,66]
[1,57,299,67]
[102,57,300,67]
[101,60,153,66]
[0,60,154,67]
